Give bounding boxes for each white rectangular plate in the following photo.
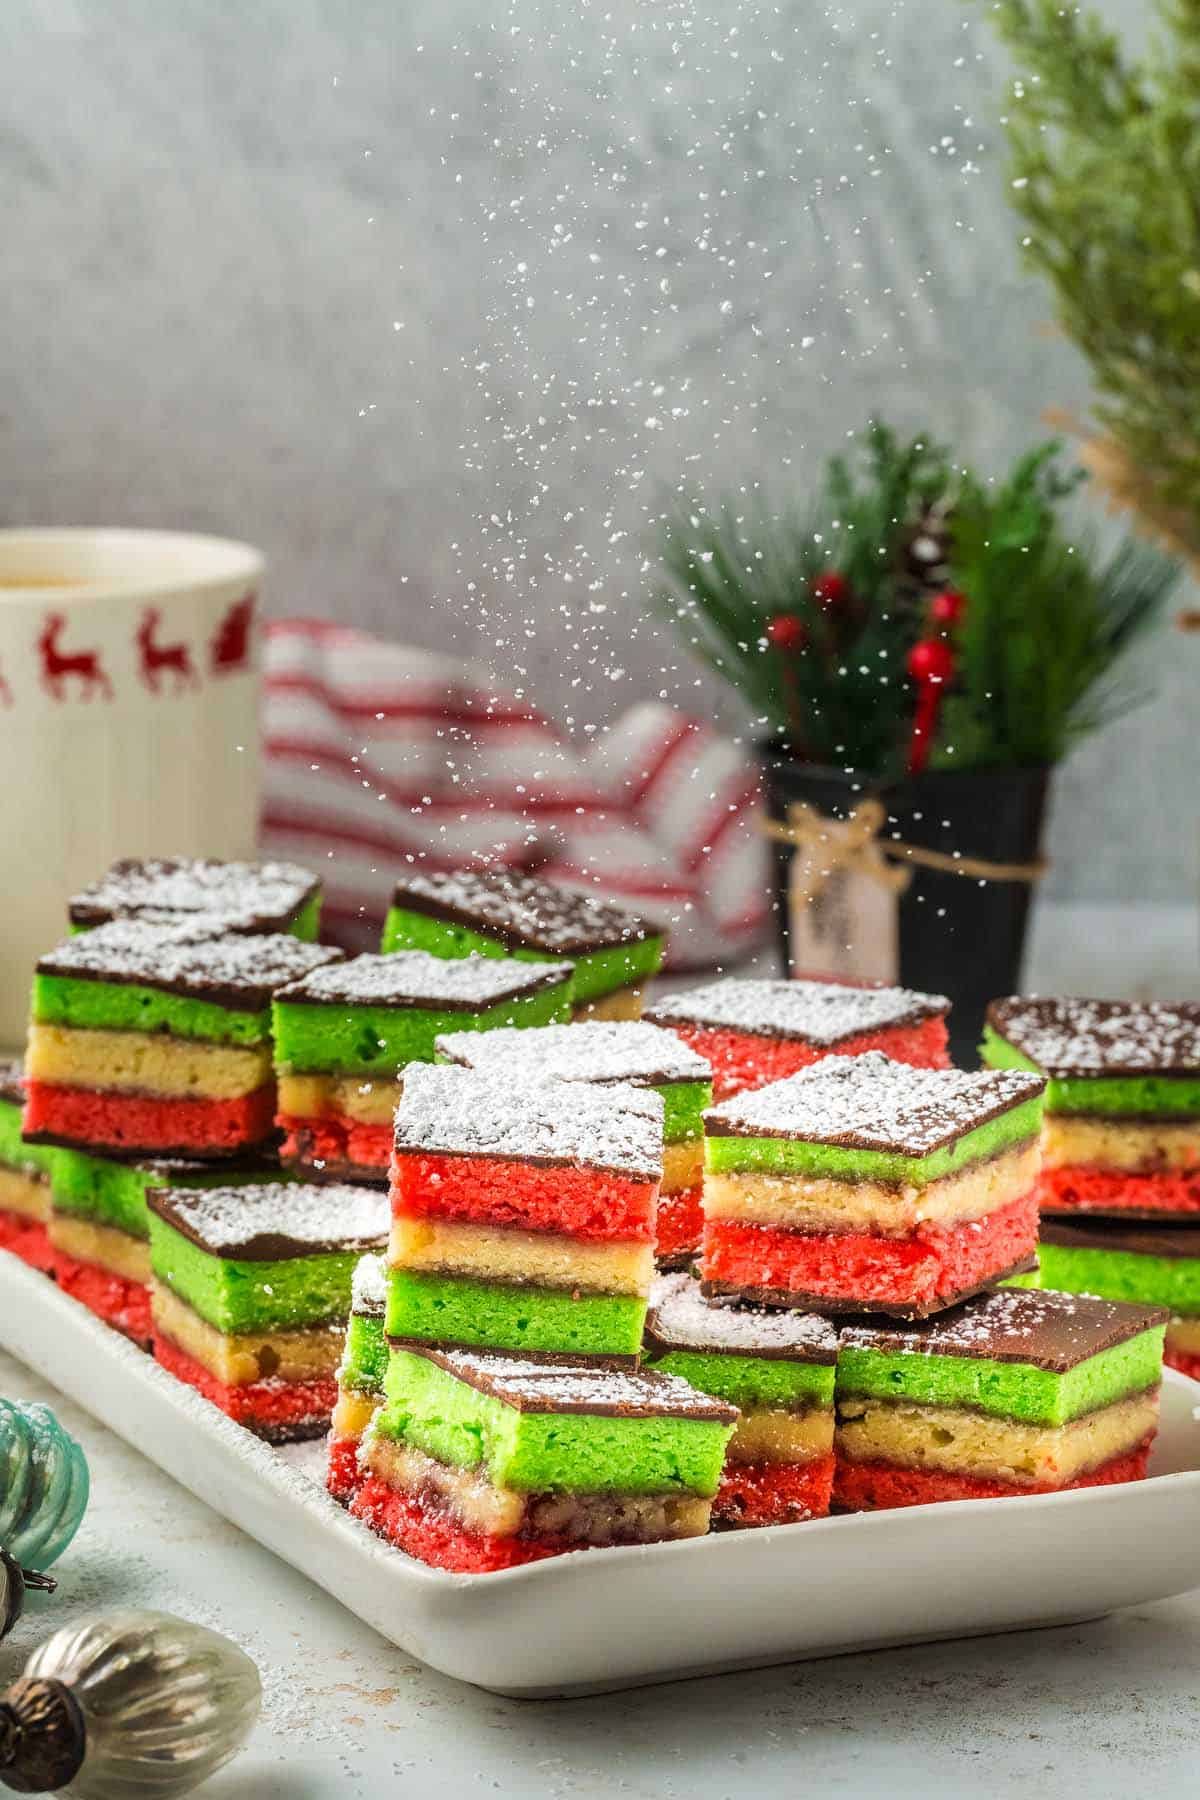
[4,1255,1200,1697]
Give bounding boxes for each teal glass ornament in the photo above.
[0,1402,89,1570]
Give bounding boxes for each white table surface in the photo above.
[5,901,1199,1797]
[4,1335,1200,1799]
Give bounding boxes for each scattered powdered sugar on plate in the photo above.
[647,1271,839,1359]
[393,868,659,952]
[153,1181,391,1256]
[352,1252,388,1316]
[705,1051,1044,1152]
[37,920,341,1002]
[393,1061,664,1174]
[990,996,1200,1076]
[277,949,570,1008]
[646,977,949,1044]
[434,1019,711,1085]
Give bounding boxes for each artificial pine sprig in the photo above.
[658,424,1178,774]
[658,423,949,772]
[979,0,1200,559]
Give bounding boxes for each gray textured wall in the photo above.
[3,0,1195,901]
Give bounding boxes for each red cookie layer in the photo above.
[1165,1347,1200,1382]
[153,1334,337,1441]
[278,1113,393,1175]
[49,1247,151,1346]
[664,1015,950,1102]
[1040,1164,1200,1217]
[715,1452,835,1526]
[833,1441,1153,1511]
[327,1435,365,1504]
[655,1184,703,1266]
[350,1475,565,1573]
[0,1210,54,1274]
[391,1152,658,1241]
[24,1081,276,1156]
[701,1190,1039,1309]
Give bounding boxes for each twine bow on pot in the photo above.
[759,798,1049,896]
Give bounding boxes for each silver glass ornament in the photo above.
[0,1609,261,1797]
[0,1403,89,1570]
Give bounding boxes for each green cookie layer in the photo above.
[288,890,322,942]
[273,984,572,1075]
[51,1148,269,1241]
[642,1348,834,1412]
[981,1027,1200,1118]
[1035,1244,1200,1319]
[0,1097,57,1181]
[33,973,268,1047]
[660,1081,711,1144]
[706,1095,1042,1187]
[340,1312,389,1396]
[379,904,663,1003]
[149,1216,359,1332]
[376,1348,731,1495]
[385,1268,646,1359]
[836,1328,1164,1426]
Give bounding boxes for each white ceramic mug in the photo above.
[0,529,265,1049]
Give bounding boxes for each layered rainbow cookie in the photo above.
[328,1253,389,1503]
[148,1181,389,1440]
[351,1347,737,1571]
[834,1287,1166,1509]
[24,922,340,1158]
[700,1052,1044,1317]
[984,997,1200,1218]
[1036,1218,1200,1382]
[69,857,322,940]
[46,1146,281,1346]
[646,978,950,1101]
[0,1061,56,1272]
[643,1271,837,1526]
[434,1021,712,1265]
[387,1063,663,1362]
[273,952,574,1181]
[382,869,665,1020]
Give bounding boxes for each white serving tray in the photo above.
[3,1254,1200,1698]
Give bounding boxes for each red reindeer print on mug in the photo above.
[38,612,113,701]
[210,590,256,674]
[136,606,198,695]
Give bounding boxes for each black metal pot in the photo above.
[758,746,1050,1064]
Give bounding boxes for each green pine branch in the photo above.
[657,425,1178,774]
[980,0,1200,552]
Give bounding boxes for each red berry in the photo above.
[907,637,956,684]
[930,587,967,627]
[766,612,809,651]
[810,571,851,609]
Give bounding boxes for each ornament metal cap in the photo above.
[0,1677,86,1795]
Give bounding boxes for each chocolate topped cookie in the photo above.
[69,857,320,937]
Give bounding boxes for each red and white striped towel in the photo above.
[260,619,769,967]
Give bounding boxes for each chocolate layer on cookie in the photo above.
[393,1062,664,1179]
[648,979,950,1047]
[69,857,321,936]
[387,870,659,957]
